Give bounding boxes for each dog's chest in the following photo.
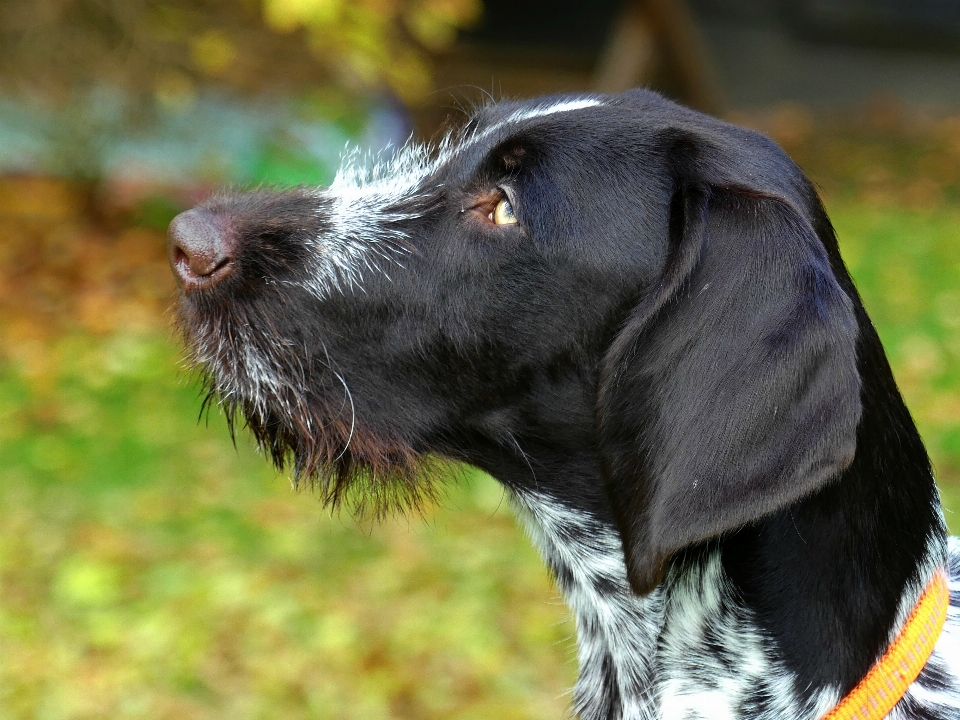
[512,490,662,720]
[511,490,840,720]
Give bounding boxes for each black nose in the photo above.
[168,208,236,292]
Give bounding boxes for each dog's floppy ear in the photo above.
[597,175,862,596]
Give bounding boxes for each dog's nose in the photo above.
[168,208,236,291]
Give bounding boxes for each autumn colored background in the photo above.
[1,1,959,718]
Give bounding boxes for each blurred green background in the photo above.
[1,1,960,718]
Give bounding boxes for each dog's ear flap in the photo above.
[597,182,862,595]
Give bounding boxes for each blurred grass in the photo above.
[828,204,960,516]
[0,335,575,719]
[1,108,960,718]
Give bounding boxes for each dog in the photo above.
[168,89,960,719]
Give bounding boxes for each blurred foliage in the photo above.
[1,105,960,716]
[831,205,960,485]
[0,0,479,187]
[0,0,481,105]
[0,337,574,719]
[736,99,960,209]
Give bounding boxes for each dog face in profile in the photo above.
[171,90,861,588]
[169,90,954,720]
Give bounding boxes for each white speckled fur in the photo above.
[300,142,436,298]
[186,320,284,418]
[183,314,357,458]
[513,491,960,720]
[186,92,960,719]
[300,97,604,299]
[513,491,663,720]
[888,536,960,719]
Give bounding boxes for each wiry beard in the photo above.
[174,293,445,518]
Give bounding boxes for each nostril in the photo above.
[172,245,189,271]
[208,254,232,275]
[168,208,236,290]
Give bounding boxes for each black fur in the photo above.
[169,89,949,716]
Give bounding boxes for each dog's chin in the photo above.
[191,366,442,519]
[173,300,439,519]
[245,396,439,516]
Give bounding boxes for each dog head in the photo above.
[169,89,861,592]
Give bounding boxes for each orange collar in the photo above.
[823,569,949,720]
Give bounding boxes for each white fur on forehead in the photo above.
[467,96,605,147]
[495,96,605,127]
[513,490,842,720]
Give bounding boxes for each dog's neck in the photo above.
[514,488,826,720]
[511,484,944,720]
[466,327,947,720]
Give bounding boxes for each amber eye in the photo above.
[491,197,518,225]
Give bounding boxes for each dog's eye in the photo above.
[491,197,518,225]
